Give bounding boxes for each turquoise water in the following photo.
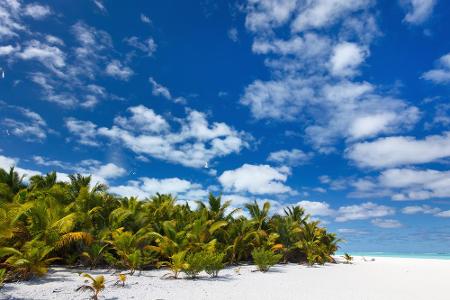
[335,251,450,260]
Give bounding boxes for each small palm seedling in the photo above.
[251,247,282,272]
[76,273,105,300]
[115,273,127,287]
[343,253,353,264]
[158,251,189,279]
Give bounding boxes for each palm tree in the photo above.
[0,240,59,280]
[0,167,25,198]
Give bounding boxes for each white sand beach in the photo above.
[1,256,449,300]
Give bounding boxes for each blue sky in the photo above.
[1,0,450,253]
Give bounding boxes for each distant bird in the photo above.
[1,69,4,79]
[204,162,209,169]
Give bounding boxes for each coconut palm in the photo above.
[0,240,59,280]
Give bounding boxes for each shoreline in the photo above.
[337,252,450,261]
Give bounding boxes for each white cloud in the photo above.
[149,77,186,103]
[67,106,249,168]
[348,112,399,139]
[335,202,395,222]
[227,27,238,42]
[0,155,41,180]
[0,44,19,56]
[402,0,436,24]
[371,218,402,228]
[125,36,157,56]
[95,163,126,179]
[140,13,151,24]
[296,200,334,216]
[401,205,441,215]
[329,42,367,77]
[348,168,450,201]
[291,0,373,32]
[92,0,107,13]
[105,60,134,80]
[23,3,51,19]
[218,164,294,195]
[0,102,51,142]
[65,118,100,146]
[241,0,415,152]
[245,0,297,32]
[32,156,126,184]
[267,149,311,166]
[0,0,25,38]
[347,132,450,168]
[17,40,65,70]
[435,210,450,218]
[110,177,208,200]
[422,53,450,84]
[114,105,169,133]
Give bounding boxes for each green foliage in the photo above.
[0,240,59,280]
[203,251,225,277]
[184,251,205,278]
[0,167,339,281]
[251,247,282,272]
[158,251,189,279]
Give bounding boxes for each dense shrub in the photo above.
[251,247,282,272]
[184,252,205,279]
[203,251,225,277]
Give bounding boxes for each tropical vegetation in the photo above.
[0,167,340,283]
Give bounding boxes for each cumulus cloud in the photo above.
[65,118,100,146]
[218,164,294,195]
[245,0,297,32]
[347,132,450,169]
[335,202,395,222]
[110,177,208,200]
[105,60,134,80]
[347,167,450,201]
[401,205,441,215]
[422,53,450,84]
[402,0,436,24]
[435,210,450,218]
[17,40,65,70]
[241,0,417,152]
[295,200,334,216]
[329,42,367,77]
[267,149,311,166]
[371,218,402,228]
[67,106,249,168]
[291,0,373,32]
[149,77,186,104]
[23,3,51,19]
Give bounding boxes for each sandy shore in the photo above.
[1,256,449,300]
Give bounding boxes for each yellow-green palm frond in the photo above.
[55,232,93,249]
